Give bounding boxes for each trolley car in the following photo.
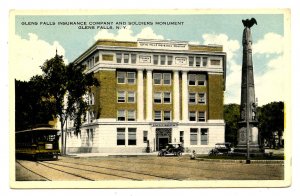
[15,127,60,160]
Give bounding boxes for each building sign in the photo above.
[138,39,188,50]
[139,55,151,63]
[175,57,187,65]
[151,122,178,127]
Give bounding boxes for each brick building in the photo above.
[65,39,226,154]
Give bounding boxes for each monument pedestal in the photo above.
[234,121,264,156]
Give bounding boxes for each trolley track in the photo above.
[53,160,182,181]
[16,160,51,181]
[36,161,95,181]
[17,160,94,181]
[101,157,283,179]
[39,161,148,180]
[16,156,284,181]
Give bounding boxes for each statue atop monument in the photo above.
[242,18,257,28]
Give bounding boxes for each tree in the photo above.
[224,104,240,146]
[65,62,99,134]
[258,101,284,148]
[15,78,56,131]
[39,53,99,155]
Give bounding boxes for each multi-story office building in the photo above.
[66,39,226,154]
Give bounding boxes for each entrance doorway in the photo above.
[156,128,172,151]
[158,137,169,150]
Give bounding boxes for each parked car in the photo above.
[158,143,184,156]
[209,142,232,156]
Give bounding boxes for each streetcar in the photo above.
[15,126,60,160]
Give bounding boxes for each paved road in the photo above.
[16,155,284,181]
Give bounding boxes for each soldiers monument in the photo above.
[234,18,263,158]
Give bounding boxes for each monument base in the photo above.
[234,144,264,156]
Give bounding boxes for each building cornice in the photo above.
[73,39,225,65]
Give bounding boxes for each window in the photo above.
[154,111,162,121]
[188,74,196,85]
[189,93,196,104]
[201,128,208,145]
[87,111,94,123]
[86,129,93,146]
[127,110,136,121]
[88,93,94,105]
[116,53,122,63]
[197,74,206,86]
[167,56,173,65]
[88,57,94,68]
[160,55,166,65]
[202,57,208,67]
[189,111,196,121]
[117,128,125,145]
[189,56,194,66]
[163,73,171,85]
[95,55,99,63]
[131,54,137,64]
[154,92,162,103]
[117,91,126,103]
[196,57,201,67]
[124,53,129,63]
[127,91,135,103]
[127,72,136,84]
[117,72,126,84]
[153,55,159,65]
[163,111,171,121]
[190,128,198,145]
[128,128,136,145]
[198,111,206,122]
[153,73,162,84]
[188,74,206,86]
[117,110,126,121]
[180,131,184,143]
[163,92,171,103]
[143,131,148,143]
[198,93,206,104]
[89,111,95,122]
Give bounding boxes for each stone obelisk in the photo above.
[235,18,262,155]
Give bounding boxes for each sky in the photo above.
[11,12,288,106]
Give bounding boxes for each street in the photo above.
[15,155,284,181]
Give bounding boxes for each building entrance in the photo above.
[156,128,172,151]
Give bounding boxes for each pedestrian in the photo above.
[190,150,196,159]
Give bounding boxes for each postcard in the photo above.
[9,9,291,188]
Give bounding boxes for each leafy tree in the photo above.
[15,78,56,131]
[258,101,284,148]
[37,53,98,154]
[65,62,99,133]
[224,104,240,146]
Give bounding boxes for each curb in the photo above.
[195,158,284,164]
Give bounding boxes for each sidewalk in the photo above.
[264,148,284,155]
[65,148,284,159]
[66,152,160,157]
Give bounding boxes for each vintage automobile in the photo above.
[208,142,232,156]
[158,143,184,156]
